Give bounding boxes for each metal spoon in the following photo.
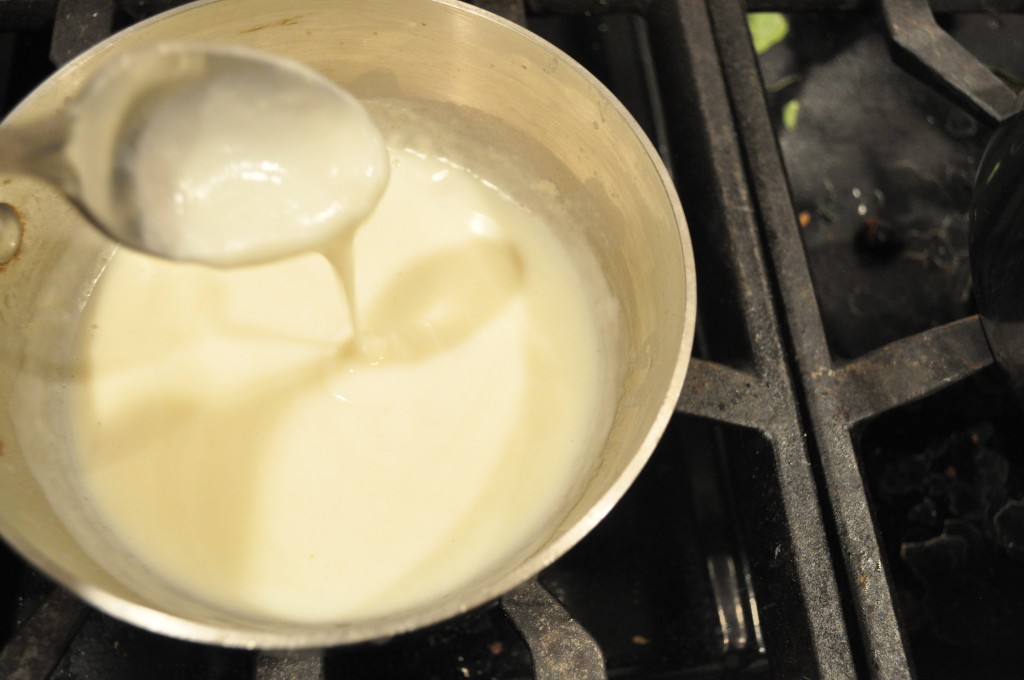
[0,43,388,266]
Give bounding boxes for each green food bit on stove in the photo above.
[782,99,800,130]
[748,13,789,55]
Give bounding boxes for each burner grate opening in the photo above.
[0,26,54,117]
[324,604,534,680]
[858,367,1024,678]
[755,10,986,361]
[541,417,771,677]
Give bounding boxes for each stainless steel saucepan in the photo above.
[0,0,695,648]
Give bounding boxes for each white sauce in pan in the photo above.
[70,145,613,623]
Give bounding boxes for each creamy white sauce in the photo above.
[70,146,612,623]
[66,46,389,266]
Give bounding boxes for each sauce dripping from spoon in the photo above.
[3,44,389,342]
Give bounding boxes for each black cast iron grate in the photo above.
[714,0,1023,678]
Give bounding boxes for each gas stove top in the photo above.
[2,1,1023,678]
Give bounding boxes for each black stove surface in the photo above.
[758,9,1024,678]
[2,1,1024,679]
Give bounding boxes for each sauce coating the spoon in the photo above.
[65,45,389,266]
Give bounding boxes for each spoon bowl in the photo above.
[1,44,389,266]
